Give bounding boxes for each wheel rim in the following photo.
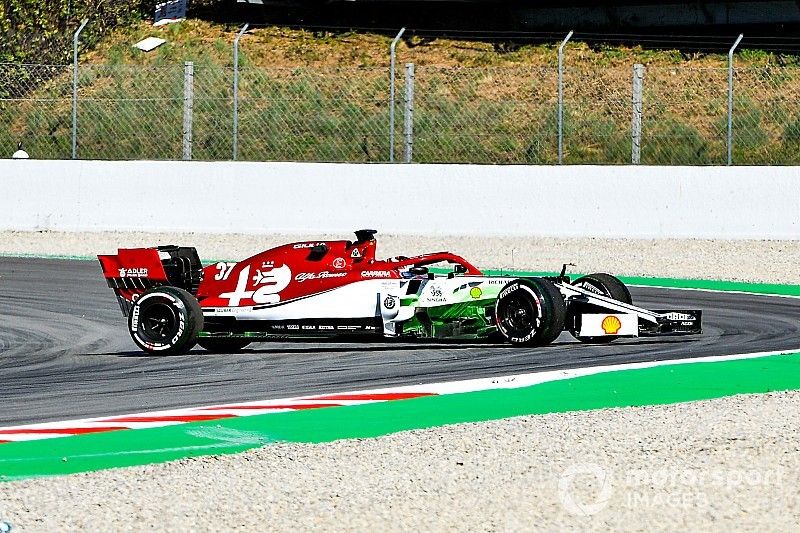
[497,290,540,337]
[141,302,178,342]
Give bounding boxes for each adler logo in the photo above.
[119,267,148,278]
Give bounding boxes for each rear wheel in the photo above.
[494,278,566,347]
[128,286,203,355]
[568,273,631,344]
[197,337,251,353]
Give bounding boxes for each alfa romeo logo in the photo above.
[383,296,396,309]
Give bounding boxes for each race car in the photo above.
[98,229,702,355]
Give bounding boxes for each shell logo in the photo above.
[601,315,623,335]
[469,287,483,299]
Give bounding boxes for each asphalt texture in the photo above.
[1,257,799,426]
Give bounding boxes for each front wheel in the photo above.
[567,273,631,344]
[494,278,566,347]
[128,286,203,355]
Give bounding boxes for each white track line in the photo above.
[1,347,795,443]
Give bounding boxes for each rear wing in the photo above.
[98,246,203,316]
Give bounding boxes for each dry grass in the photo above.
[4,19,800,164]
[83,19,744,70]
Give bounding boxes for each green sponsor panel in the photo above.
[2,352,800,481]
[401,299,497,339]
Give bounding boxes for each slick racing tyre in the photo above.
[128,286,203,355]
[197,337,251,353]
[567,273,632,344]
[494,278,566,347]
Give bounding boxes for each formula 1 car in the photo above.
[98,230,702,355]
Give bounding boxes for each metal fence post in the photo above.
[72,18,89,160]
[183,61,194,161]
[727,33,744,166]
[404,63,415,163]
[389,27,406,162]
[233,23,249,161]
[631,63,645,165]
[557,30,573,165]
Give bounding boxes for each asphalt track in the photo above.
[1,257,799,426]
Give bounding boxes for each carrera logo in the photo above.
[295,271,348,283]
[601,315,623,334]
[119,267,148,278]
[361,270,392,278]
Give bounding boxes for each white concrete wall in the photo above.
[1,160,798,239]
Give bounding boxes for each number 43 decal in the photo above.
[214,262,235,281]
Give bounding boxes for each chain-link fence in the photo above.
[643,67,728,165]
[238,67,389,162]
[3,60,800,164]
[0,64,73,159]
[413,66,557,164]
